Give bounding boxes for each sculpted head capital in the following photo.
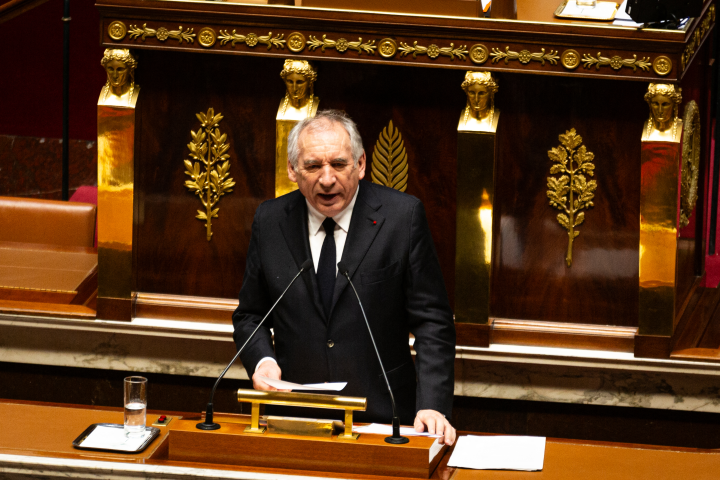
[461,71,499,121]
[280,59,318,109]
[644,83,682,132]
[101,49,138,98]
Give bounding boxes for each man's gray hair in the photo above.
[287,110,364,171]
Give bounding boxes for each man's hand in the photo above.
[252,361,290,392]
[414,409,456,446]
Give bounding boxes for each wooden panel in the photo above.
[0,300,95,319]
[164,419,445,478]
[454,323,490,347]
[134,52,459,304]
[490,75,646,327]
[635,334,672,358]
[135,292,237,323]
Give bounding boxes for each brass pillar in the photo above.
[96,49,140,321]
[454,71,499,325]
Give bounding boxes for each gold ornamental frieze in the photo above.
[287,32,306,52]
[546,129,597,267]
[399,42,468,61]
[371,120,408,193]
[652,56,673,76]
[560,49,581,70]
[108,21,127,41]
[198,27,217,48]
[680,101,701,228]
[469,44,489,64]
[378,38,398,58]
[681,5,715,71]
[184,108,235,241]
[491,47,559,66]
[128,24,195,43]
[582,53,651,72]
[307,35,376,54]
[219,31,286,49]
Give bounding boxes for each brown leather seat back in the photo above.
[0,196,97,248]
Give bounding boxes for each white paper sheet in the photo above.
[352,423,442,438]
[447,435,546,471]
[559,0,619,19]
[257,376,347,391]
[79,425,152,451]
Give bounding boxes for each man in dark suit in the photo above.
[232,110,456,444]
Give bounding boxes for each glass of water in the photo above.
[124,376,147,436]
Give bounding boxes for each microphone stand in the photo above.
[197,260,312,430]
[338,262,409,444]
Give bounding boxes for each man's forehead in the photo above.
[298,122,351,157]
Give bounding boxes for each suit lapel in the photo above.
[279,193,326,321]
[329,182,384,318]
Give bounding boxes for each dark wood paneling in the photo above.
[490,75,646,327]
[134,52,460,303]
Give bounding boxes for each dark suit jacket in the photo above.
[232,181,455,424]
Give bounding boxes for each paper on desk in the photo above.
[447,435,546,471]
[560,0,619,19]
[79,425,152,452]
[258,376,347,391]
[353,423,442,438]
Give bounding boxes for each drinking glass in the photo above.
[124,376,147,436]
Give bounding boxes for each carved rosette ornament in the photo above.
[680,101,701,228]
[378,38,398,58]
[469,44,489,64]
[547,129,597,267]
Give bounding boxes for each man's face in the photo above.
[650,94,673,125]
[288,121,366,218]
[284,73,309,102]
[466,84,490,113]
[105,60,128,88]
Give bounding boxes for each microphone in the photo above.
[197,259,313,430]
[337,261,409,445]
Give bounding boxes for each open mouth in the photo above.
[318,193,338,202]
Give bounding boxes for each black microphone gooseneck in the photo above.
[337,261,409,445]
[196,259,313,430]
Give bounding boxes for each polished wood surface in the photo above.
[4,400,720,479]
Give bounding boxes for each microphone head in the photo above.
[337,261,349,276]
[300,259,313,270]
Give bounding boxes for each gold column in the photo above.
[276,60,319,197]
[639,83,683,336]
[97,49,140,321]
[455,72,499,324]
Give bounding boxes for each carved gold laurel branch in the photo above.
[680,101,701,228]
[184,108,235,241]
[491,47,559,66]
[398,41,468,60]
[371,120,408,192]
[128,24,195,43]
[582,53,651,71]
[547,128,597,267]
[218,31,285,49]
[307,35,376,54]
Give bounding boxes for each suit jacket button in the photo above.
[327,340,334,348]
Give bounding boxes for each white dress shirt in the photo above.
[255,186,359,373]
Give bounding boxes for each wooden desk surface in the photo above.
[3,399,720,479]
[0,242,97,291]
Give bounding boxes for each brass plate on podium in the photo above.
[161,418,446,478]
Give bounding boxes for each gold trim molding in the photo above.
[399,41,468,60]
[128,24,195,43]
[546,128,597,267]
[582,52,651,72]
[183,108,235,241]
[371,120,408,192]
[219,31,285,49]
[307,35,376,54]
[680,100,701,228]
[681,5,715,71]
[491,47,559,66]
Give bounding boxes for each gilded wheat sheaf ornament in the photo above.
[546,129,597,267]
[184,108,235,241]
[371,120,408,192]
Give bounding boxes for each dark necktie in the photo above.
[317,217,337,318]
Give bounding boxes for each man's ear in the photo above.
[357,151,366,180]
[287,160,298,183]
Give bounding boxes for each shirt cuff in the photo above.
[255,356,277,372]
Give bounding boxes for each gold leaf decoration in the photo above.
[184,108,235,241]
[371,120,408,192]
[546,128,597,267]
[680,101,701,228]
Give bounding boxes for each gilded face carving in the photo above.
[284,72,309,103]
[650,94,674,126]
[466,83,491,115]
[105,59,129,89]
